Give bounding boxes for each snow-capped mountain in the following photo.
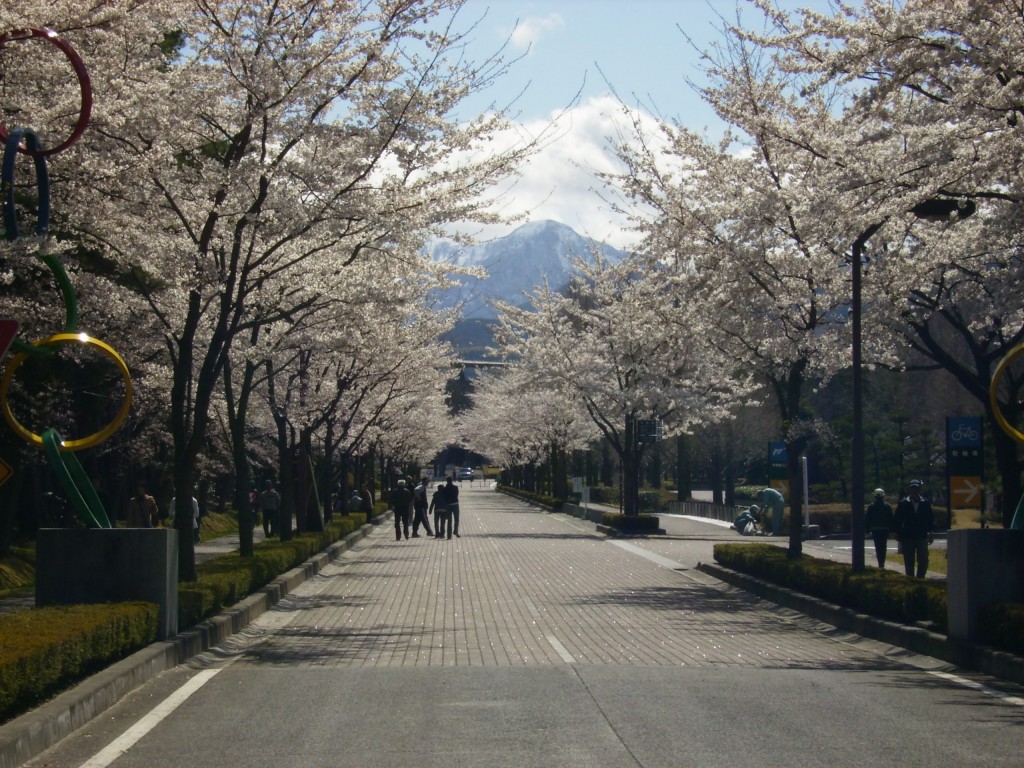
[427,220,627,320]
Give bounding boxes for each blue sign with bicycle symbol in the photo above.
[948,417,982,448]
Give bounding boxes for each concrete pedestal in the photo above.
[36,528,178,639]
[947,529,1024,642]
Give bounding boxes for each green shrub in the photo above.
[0,602,158,722]
[589,486,621,507]
[600,512,661,533]
[978,603,1024,656]
[495,485,564,509]
[178,513,366,628]
[713,543,947,630]
[638,491,661,511]
[0,546,35,592]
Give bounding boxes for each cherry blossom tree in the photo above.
[607,35,862,553]
[457,364,597,495]
[2,1,541,578]
[743,0,1024,524]
[496,255,743,517]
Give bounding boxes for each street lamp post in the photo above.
[850,224,882,573]
[849,199,975,573]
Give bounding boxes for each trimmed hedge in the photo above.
[496,485,564,509]
[0,602,158,722]
[0,512,369,724]
[978,603,1024,657]
[714,543,948,630]
[601,512,661,534]
[179,513,366,628]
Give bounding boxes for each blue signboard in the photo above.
[947,417,982,448]
[770,441,787,465]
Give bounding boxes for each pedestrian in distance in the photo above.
[248,488,259,523]
[360,486,374,516]
[893,480,934,578]
[171,493,201,543]
[432,483,452,536]
[733,505,761,535]
[444,475,461,538]
[865,488,893,568]
[411,477,433,537]
[758,487,785,536]
[429,483,447,538]
[348,489,363,514]
[391,479,413,541]
[126,482,158,528]
[259,480,281,538]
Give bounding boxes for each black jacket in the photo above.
[894,494,933,538]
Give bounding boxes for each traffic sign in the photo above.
[0,456,12,487]
[950,476,982,509]
[0,318,18,359]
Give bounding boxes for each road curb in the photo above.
[0,517,386,768]
[696,561,1024,687]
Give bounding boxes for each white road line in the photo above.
[610,540,686,570]
[928,670,1024,706]
[78,669,221,768]
[546,634,577,664]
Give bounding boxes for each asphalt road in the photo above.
[24,485,1024,768]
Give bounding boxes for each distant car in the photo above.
[457,467,474,480]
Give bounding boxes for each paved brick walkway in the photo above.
[237,485,895,671]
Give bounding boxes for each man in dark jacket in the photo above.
[865,488,893,568]
[445,475,461,538]
[391,479,413,541]
[411,477,433,538]
[893,480,934,577]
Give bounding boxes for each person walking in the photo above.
[758,487,785,536]
[893,480,934,578]
[360,486,374,517]
[259,480,281,538]
[865,488,893,568]
[391,479,413,541]
[444,475,461,538]
[348,489,363,514]
[126,482,158,528]
[171,493,201,543]
[430,483,450,536]
[411,477,433,538]
[429,483,446,538]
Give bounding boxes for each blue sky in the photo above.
[458,0,773,126]
[445,0,842,248]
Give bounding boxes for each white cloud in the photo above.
[510,14,565,51]
[450,95,668,250]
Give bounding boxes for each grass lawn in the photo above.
[890,547,948,575]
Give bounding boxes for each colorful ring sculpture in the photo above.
[1,333,133,451]
[0,28,92,156]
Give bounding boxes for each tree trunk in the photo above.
[991,426,1022,527]
[623,415,640,517]
[676,434,692,501]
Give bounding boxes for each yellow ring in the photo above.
[1,332,132,450]
[990,342,1024,445]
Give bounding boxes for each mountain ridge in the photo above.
[427,220,627,321]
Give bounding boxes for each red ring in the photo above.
[0,28,92,156]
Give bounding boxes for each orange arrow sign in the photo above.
[951,476,982,508]
[0,457,12,488]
